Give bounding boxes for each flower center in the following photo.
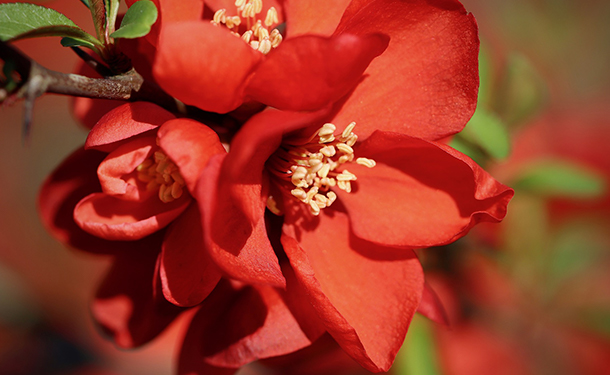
[211,0,283,54]
[267,122,376,216]
[137,150,186,203]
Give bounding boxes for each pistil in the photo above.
[211,0,283,54]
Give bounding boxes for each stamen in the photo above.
[264,7,279,27]
[356,157,376,168]
[266,121,377,216]
[137,149,186,203]
[211,0,282,55]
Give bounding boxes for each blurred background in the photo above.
[0,0,609,374]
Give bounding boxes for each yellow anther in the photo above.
[213,9,226,24]
[305,186,319,202]
[251,0,263,14]
[235,0,246,8]
[317,163,331,178]
[257,27,270,40]
[356,157,376,168]
[320,145,336,157]
[341,121,356,140]
[266,196,283,215]
[242,30,253,43]
[327,191,337,205]
[338,153,354,163]
[171,182,183,199]
[337,170,357,181]
[137,150,186,203]
[309,200,321,216]
[337,180,352,193]
[291,188,307,201]
[264,7,279,27]
[336,143,354,154]
[258,38,272,54]
[250,40,260,50]
[270,30,283,47]
[318,123,336,137]
[346,134,358,147]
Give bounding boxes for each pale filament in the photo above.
[211,0,282,54]
[267,121,376,216]
[137,150,186,203]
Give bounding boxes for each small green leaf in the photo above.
[495,52,548,126]
[0,3,100,47]
[60,36,96,49]
[110,0,158,39]
[449,135,486,165]
[79,0,90,8]
[514,160,606,198]
[460,109,511,160]
[395,316,442,375]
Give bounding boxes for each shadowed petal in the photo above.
[38,147,129,254]
[160,204,222,307]
[92,235,184,348]
[74,193,190,241]
[157,118,226,194]
[85,103,175,152]
[283,0,351,37]
[179,278,323,370]
[282,208,424,372]
[154,21,263,113]
[418,281,449,326]
[332,0,479,141]
[246,33,388,111]
[338,131,513,248]
[198,154,285,287]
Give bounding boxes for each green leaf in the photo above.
[110,0,158,39]
[495,52,548,126]
[395,316,441,375]
[0,3,100,48]
[514,160,606,198]
[79,0,90,8]
[60,36,96,49]
[460,109,511,160]
[449,135,486,165]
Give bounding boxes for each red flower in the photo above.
[182,98,512,371]
[152,0,480,129]
[39,102,228,345]
[39,1,514,373]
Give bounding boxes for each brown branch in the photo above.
[1,40,235,136]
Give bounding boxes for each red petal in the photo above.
[96,135,157,201]
[157,118,226,194]
[223,107,332,193]
[126,0,204,45]
[197,154,285,287]
[179,279,322,370]
[85,102,175,152]
[92,236,184,348]
[282,208,424,372]
[160,204,222,307]
[154,21,262,113]
[338,131,513,248]
[283,0,351,37]
[331,0,479,141]
[418,281,449,326]
[38,147,129,254]
[74,193,190,241]
[245,33,389,111]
